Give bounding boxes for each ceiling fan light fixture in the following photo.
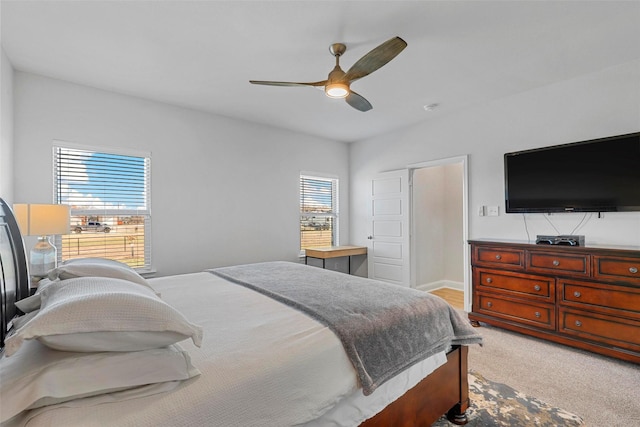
[325,83,349,98]
[250,36,407,111]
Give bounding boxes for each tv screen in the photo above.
[504,132,640,213]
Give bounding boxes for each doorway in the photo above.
[366,156,470,310]
[409,156,469,310]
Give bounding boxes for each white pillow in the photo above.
[11,310,39,330]
[0,339,200,423]
[64,257,131,267]
[4,277,203,356]
[14,293,41,313]
[48,259,155,292]
[14,279,56,313]
[33,277,55,290]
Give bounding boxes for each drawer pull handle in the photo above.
[573,291,581,298]
[534,285,541,291]
[534,311,541,318]
[552,260,560,266]
[495,254,502,260]
[487,302,493,308]
[575,320,582,327]
[630,267,638,274]
[486,277,493,284]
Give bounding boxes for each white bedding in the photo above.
[9,272,446,427]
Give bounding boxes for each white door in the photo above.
[367,170,410,287]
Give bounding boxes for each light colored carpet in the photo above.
[466,323,640,427]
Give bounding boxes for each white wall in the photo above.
[0,47,14,204]
[443,163,463,282]
[412,163,463,289]
[413,167,443,286]
[350,59,640,252]
[13,72,350,276]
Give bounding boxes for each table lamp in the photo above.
[14,204,70,277]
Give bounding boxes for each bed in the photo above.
[0,198,481,427]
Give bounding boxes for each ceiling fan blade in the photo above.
[345,91,372,112]
[344,36,407,82]
[249,80,326,87]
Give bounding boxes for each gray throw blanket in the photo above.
[208,261,482,395]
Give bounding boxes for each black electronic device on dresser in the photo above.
[468,239,640,364]
[535,235,585,246]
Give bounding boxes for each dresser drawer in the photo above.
[593,255,640,284]
[475,268,554,302]
[559,280,640,320]
[473,246,524,269]
[475,293,555,330]
[559,308,640,353]
[527,252,590,277]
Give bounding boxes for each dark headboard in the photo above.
[0,198,30,350]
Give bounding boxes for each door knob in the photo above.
[367,236,373,240]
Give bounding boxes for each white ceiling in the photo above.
[2,1,639,143]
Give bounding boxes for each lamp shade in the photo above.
[13,204,70,236]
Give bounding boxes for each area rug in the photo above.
[431,371,585,427]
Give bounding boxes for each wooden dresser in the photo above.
[468,239,640,364]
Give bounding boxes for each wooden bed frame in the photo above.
[0,197,470,425]
[0,198,30,351]
[362,345,469,426]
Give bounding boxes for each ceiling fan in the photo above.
[250,36,407,112]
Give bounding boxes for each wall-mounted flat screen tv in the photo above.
[504,132,640,213]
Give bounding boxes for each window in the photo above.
[300,174,338,251]
[53,143,151,271]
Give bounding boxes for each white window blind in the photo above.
[300,175,338,250]
[53,144,152,271]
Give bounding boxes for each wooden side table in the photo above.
[305,246,367,274]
